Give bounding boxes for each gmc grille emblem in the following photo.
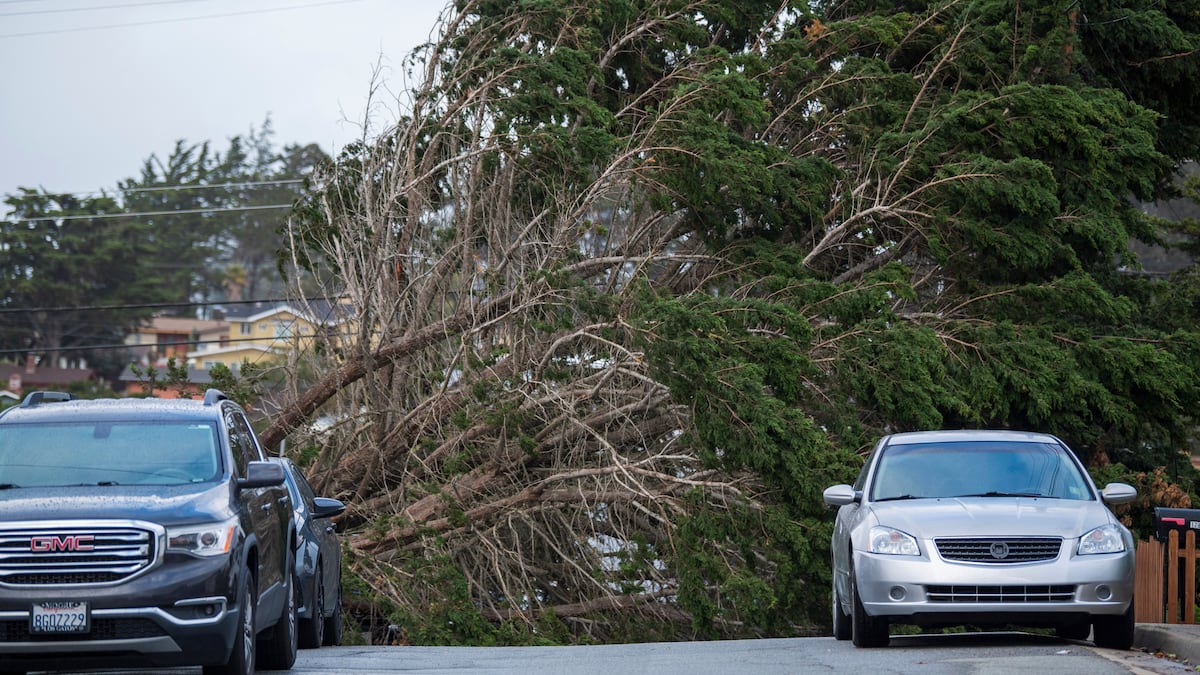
[30,535,95,553]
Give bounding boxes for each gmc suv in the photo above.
[0,390,298,675]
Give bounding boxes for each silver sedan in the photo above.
[824,430,1137,648]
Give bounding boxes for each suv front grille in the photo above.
[926,584,1076,603]
[0,526,155,586]
[935,537,1062,563]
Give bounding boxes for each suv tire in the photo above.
[259,571,299,669]
[204,571,256,675]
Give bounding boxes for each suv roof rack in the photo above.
[19,391,75,407]
[202,389,229,406]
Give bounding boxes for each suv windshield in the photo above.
[0,421,220,487]
[869,440,1093,502]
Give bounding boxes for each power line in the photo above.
[0,297,301,315]
[0,331,360,357]
[0,0,211,18]
[3,178,306,202]
[0,0,365,38]
[121,178,305,194]
[3,203,295,224]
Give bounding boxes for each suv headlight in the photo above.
[168,519,238,557]
[1078,524,1126,555]
[869,526,920,555]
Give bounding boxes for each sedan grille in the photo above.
[935,537,1062,563]
[926,584,1076,603]
[0,526,155,586]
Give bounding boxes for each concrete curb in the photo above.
[1134,623,1200,667]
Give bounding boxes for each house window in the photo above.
[240,323,252,336]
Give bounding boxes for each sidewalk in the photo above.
[1134,623,1200,665]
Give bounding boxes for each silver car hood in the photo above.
[866,497,1117,539]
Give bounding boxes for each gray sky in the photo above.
[0,0,446,204]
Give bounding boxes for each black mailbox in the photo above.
[1153,507,1200,542]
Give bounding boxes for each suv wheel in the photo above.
[204,571,256,675]
[259,571,299,669]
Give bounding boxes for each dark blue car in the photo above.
[271,457,346,648]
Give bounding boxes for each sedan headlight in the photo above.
[869,526,920,556]
[168,519,238,557]
[1078,524,1126,555]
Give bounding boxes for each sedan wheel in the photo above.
[323,575,343,646]
[1055,619,1091,641]
[1092,598,1134,650]
[850,563,889,648]
[299,564,325,649]
[832,579,851,641]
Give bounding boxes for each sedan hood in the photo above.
[867,497,1116,540]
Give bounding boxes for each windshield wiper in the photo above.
[874,494,925,502]
[954,491,1047,498]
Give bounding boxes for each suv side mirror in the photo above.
[238,461,286,489]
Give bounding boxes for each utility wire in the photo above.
[2,178,307,198]
[0,297,304,315]
[0,0,211,18]
[0,0,365,38]
[4,203,295,224]
[0,330,363,357]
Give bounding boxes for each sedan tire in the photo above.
[298,562,325,649]
[1091,599,1134,650]
[323,577,343,647]
[832,580,851,640]
[850,563,889,648]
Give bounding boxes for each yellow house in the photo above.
[186,302,343,371]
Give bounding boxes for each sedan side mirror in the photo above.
[1101,482,1137,505]
[823,484,859,506]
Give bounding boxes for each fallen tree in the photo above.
[253,0,1200,643]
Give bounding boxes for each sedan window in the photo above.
[868,441,1093,502]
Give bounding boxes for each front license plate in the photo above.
[30,601,90,634]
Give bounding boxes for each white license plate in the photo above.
[30,601,90,634]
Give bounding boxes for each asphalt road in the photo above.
[48,633,1193,675]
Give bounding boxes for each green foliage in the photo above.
[298,0,1200,643]
[0,191,174,379]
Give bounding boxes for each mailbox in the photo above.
[1153,507,1200,542]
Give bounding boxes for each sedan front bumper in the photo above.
[854,543,1134,624]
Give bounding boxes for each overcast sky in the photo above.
[0,0,447,204]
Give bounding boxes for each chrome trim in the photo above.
[0,519,165,588]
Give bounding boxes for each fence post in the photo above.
[1135,538,1165,623]
[1186,530,1197,624]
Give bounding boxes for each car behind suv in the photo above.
[0,390,298,675]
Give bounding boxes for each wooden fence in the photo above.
[1135,529,1197,624]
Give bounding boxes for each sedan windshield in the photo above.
[0,421,220,486]
[869,440,1093,502]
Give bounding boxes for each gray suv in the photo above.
[0,390,298,675]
